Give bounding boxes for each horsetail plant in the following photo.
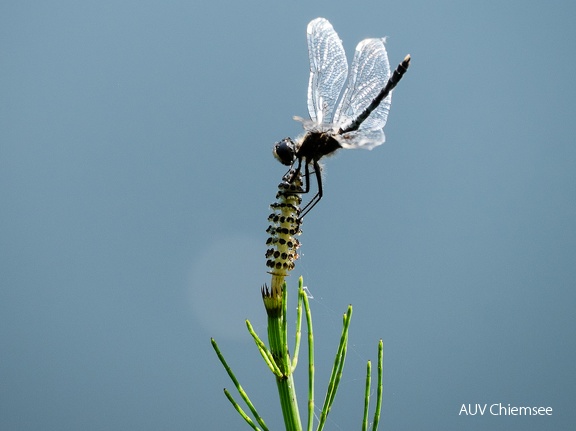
[211,171,386,431]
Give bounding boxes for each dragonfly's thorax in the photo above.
[297,131,342,163]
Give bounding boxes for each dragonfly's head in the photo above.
[273,138,296,166]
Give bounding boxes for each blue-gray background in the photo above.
[2,1,574,430]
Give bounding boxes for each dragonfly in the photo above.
[273,17,410,218]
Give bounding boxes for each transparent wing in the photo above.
[306,18,348,127]
[334,38,391,149]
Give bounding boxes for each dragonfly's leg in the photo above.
[299,160,323,218]
[302,160,311,194]
[282,157,309,195]
[278,158,308,207]
[287,157,304,184]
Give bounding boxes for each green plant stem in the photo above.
[265,281,302,431]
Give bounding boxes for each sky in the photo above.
[1,1,575,430]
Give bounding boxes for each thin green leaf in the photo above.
[211,338,269,431]
[246,320,283,378]
[299,279,315,431]
[291,280,304,373]
[371,340,384,431]
[317,306,352,431]
[362,361,371,431]
[223,388,264,431]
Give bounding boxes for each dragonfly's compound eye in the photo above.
[273,138,296,166]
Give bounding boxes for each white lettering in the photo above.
[518,406,531,415]
[459,404,487,415]
[488,403,553,416]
